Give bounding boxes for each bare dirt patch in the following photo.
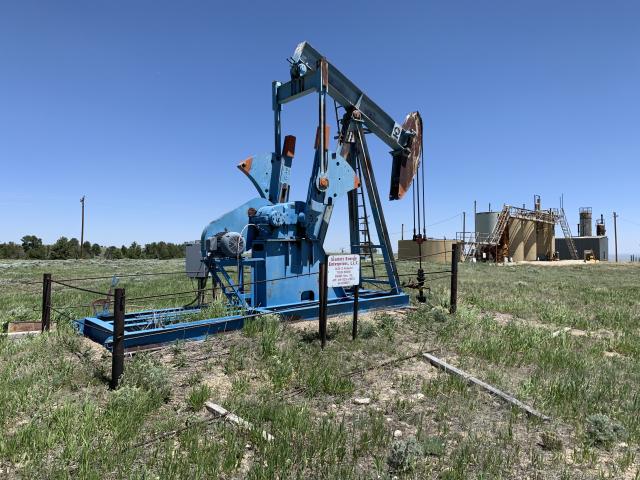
[493,311,615,339]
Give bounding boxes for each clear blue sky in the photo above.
[1,1,639,254]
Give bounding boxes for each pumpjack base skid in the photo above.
[76,291,409,350]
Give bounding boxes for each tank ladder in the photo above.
[554,208,579,260]
[335,99,377,276]
[355,158,377,276]
[486,205,511,245]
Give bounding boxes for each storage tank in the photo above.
[397,238,456,263]
[509,218,536,261]
[475,212,500,241]
[579,207,592,237]
[596,214,606,236]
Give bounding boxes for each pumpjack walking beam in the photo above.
[279,42,415,152]
[277,42,421,204]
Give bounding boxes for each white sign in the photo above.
[327,254,360,288]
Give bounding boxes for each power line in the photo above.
[618,215,640,228]
[426,212,463,228]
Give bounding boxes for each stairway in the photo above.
[554,208,579,260]
[463,234,477,260]
[486,205,511,245]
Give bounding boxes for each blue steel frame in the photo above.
[77,42,413,349]
[77,291,407,350]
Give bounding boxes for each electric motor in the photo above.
[205,231,245,258]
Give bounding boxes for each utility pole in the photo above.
[401,223,404,241]
[79,196,86,258]
[613,212,618,262]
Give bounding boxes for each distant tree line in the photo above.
[0,236,185,260]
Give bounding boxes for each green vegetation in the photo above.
[0,258,638,478]
[0,235,185,260]
[187,384,213,411]
[585,414,628,449]
[387,437,421,473]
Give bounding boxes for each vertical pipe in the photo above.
[462,212,466,244]
[318,59,328,176]
[450,243,459,314]
[197,277,206,306]
[272,81,282,158]
[352,285,359,340]
[401,223,404,241]
[41,273,51,332]
[415,160,422,236]
[110,288,125,390]
[417,239,426,303]
[613,212,618,262]
[318,262,328,349]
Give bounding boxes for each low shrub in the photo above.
[387,437,421,473]
[585,414,627,448]
[120,354,171,404]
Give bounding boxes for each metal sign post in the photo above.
[327,254,361,341]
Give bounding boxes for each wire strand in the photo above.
[50,280,111,297]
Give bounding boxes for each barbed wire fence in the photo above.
[17,242,460,388]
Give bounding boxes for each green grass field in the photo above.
[1,258,638,479]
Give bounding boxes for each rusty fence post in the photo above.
[450,243,459,314]
[41,273,52,332]
[318,262,328,349]
[110,288,125,389]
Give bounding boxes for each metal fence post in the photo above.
[110,288,125,389]
[318,262,328,349]
[41,273,52,332]
[352,284,359,340]
[450,243,459,314]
